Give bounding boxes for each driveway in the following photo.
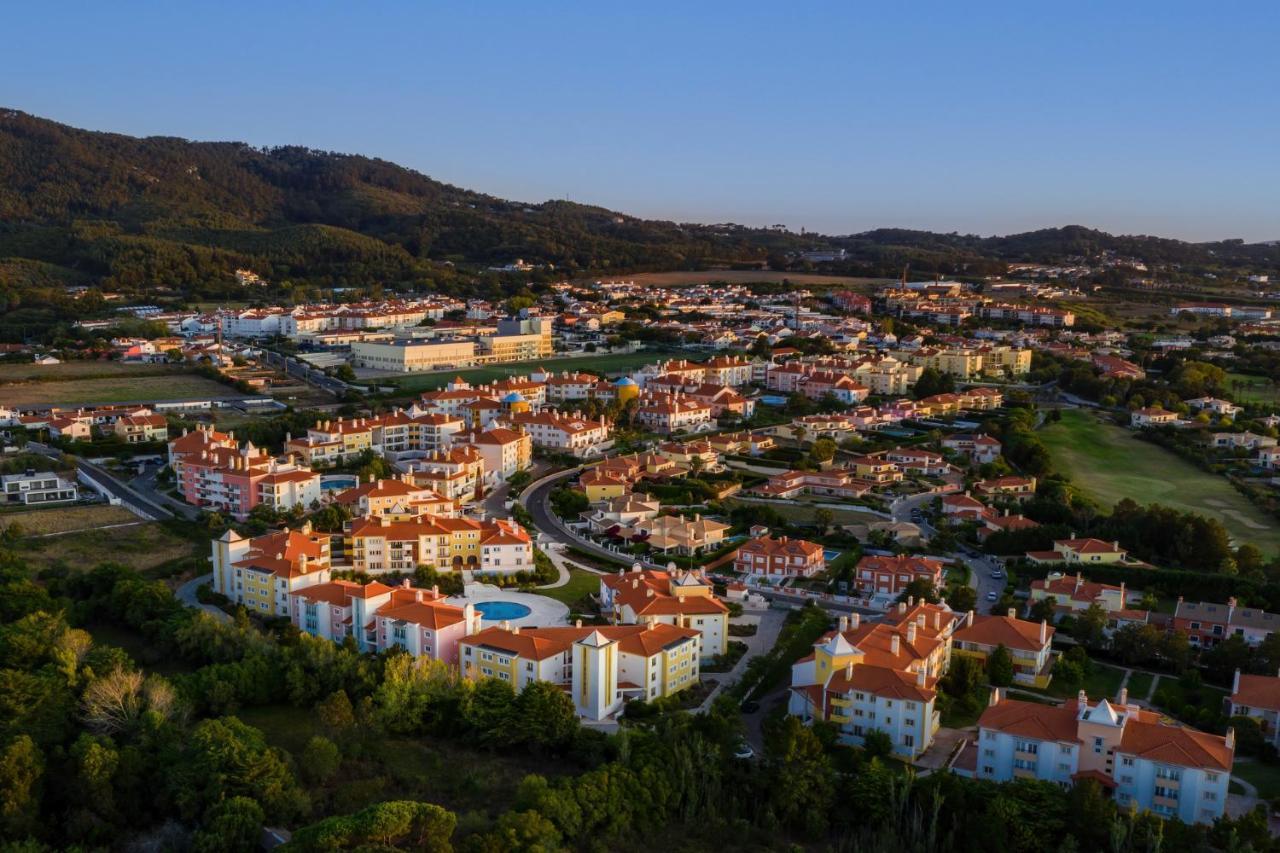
[176,573,231,623]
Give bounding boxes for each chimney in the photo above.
[1078,689,1087,706]
[966,609,975,627]
[500,620,510,631]
[512,626,520,635]
[838,615,848,633]
[1007,608,1016,619]
[897,601,906,615]
[988,687,1001,707]
[932,611,940,629]
[917,669,926,687]
[1226,728,1236,751]
[1234,668,1242,694]
[1118,687,1128,706]
[1039,620,1047,643]
[850,613,860,630]
[891,634,900,655]
[907,623,917,644]
[1119,581,1126,600]
[907,595,915,607]
[575,619,582,628]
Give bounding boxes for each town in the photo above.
[6,258,1280,850]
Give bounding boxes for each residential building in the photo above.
[1229,670,1280,749]
[855,554,945,596]
[965,690,1232,824]
[952,609,1055,688]
[1,470,78,505]
[211,525,332,616]
[1130,408,1180,428]
[1026,538,1130,565]
[459,622,702,719]
[633,513,730,555]
[600,566,730,657]
[113,413,169,444]
[510,410,612,457]
[1028,572,1148,633]
[1173,598,1280,648]
[734,535,826,579]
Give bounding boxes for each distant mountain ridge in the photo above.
[0,108,1277,306]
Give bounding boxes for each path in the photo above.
[706,607,787,719]
[175,573,231,623]
[535,542,609,590]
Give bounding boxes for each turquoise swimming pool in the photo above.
[474,601,533,621]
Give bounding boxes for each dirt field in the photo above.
[576,271,890,289]
[1,504,140,535]
[14,518,204,576]
[0,372,234,407]
[0,361,193,382]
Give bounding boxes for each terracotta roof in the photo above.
[827,663,937,702]
[1232,674,1280,711]
[954,614,1051,651]
[978,697,1079,742]
[1119,718,1233,771]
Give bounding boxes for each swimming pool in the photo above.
[474,601,533,621]
[823,549,842,563]
[320,474,359,492]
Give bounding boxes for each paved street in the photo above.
[176,573,231,623]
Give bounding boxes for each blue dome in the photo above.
[502,391,525,403]
[615,376,637,386]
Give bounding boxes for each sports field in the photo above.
[1040,409,1280,552]
[373,348,699,394]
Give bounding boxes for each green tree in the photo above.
[862,728,894,759]
[300,735,342,784]
[0,735,43,838]
[288,800,456,852]
[175,717,308,822]
[764,715,835,837]
[987,644,1014,687]
[809,437,837,465]
[466,677,516,747]
[193,796,265,853]
[513,681,578,752]
[1027,595,1057,624]
[1071,603,1108,649]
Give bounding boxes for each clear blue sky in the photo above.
[4,1,1279,241]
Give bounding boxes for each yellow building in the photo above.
[580,468,630,503]
[459,622,701,719]
[952,609,1055,688]
[211,524,332,616]
[600,566,730,656]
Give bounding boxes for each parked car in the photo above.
[990,570,1004,579]
[986,591,998,601]
[734,742,755,760]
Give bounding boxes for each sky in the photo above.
[3,1,1279,242]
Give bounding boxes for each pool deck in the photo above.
[447,582,569,628]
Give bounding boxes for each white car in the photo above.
[986,591,998,601]
[733,742,755,760]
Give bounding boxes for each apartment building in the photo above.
[211,525,332,616]
[733,535,826,579]
[333,476,457,519]
[459,622,701,720]
[346,513,532,574]
[788,602,957,759]
[633,392,714,434]
[964,690,1232,824]
[952,609,1055,688]
[462,426,532,481]
[170,435,320,519]
[599,566,729,657]
[289,578,481,664]
[1229,670,1280,750]
[510,410,612,457]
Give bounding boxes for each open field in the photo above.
[535,566,603,607]
[0,371,234,407]
[14,519,204,576]
[1,504,139,535]
[580,270,891,289]
[1040,409,1280,552]
[0,361,193,382]
[724,498,882,527]
[1227,372,1280,407]
[372,348,696,394]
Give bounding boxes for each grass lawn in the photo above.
[1,504,139,535]
[1232,759,1280,800]
[15,519,205,577]
[1043,662,1127,701]
[1040,409,1280,553]
[534,567,603,607]
[1227,372,1280,407]
[0,361,192,382]
[371,348,696,394]
[0,372,234,406]
[724,498,881,527]
[1125,670,1156,702]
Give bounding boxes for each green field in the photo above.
[1227,372,1280,407]
[1041,409,1280,552]
[0,371,235,406]
[370,348,698,394]
[534,566,604,607]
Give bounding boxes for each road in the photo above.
[26,442,176,521]
[260,350,348,398]
[130,464,201,520]
[889,489,1005,611]
[176,573,231,623]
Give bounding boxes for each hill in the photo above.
[1,108,1278,341]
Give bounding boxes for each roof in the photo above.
[827,663,937,702]
[461,622,699,661]
[1232,674,1280,711]
[1119,718,1234,771]
[954,614,1051,651]
[978,697,1079,742]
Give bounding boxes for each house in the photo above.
[169,432,320,520]
[952,609,1055,687]
[1,471,78,505]
[1229,670,1280,750]
[459,622,702,720]
[883,448,951,476]
[583,493,662,536]
[600,566,730,657]
[47,416,92,441]
[1186,398,1243,419]
[941,432,1003,464]
[1130,408,1180,428]
[1028,572,1148,633]
[753,468,874,500]
[963,689,1232,824]
[210,525,332,616]
[113,413,169,444]
[855,554,945,597]
[1172,597,1280,648]
[733,535,825,579]
[579,468,632,503]
[788,602,957,759]
[974,475,1036,500]
[1026,538,1130,565]
[290,578,481,664]
[333,477,457,520]
[977,511,1041,541]
[633,513,731,555]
